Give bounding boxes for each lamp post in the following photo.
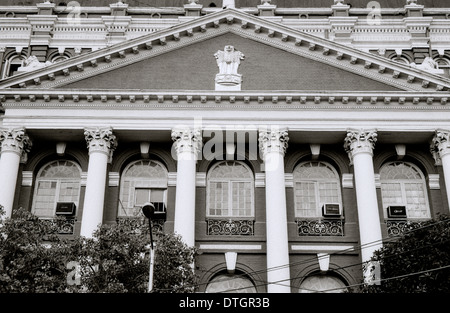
[142,202,155,293]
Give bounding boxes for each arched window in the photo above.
[32,160,82,218]
[206,274,257,293]
[207,161,254,218]
[380,162,430,219]
[293,161,342,218]
[118,160,168,217]
[433,56,450,76]
[50,54,70,63]
[1,53,26,79]
[299,274,347,293]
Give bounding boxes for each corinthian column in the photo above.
[344,129,382,283]
[0,128,32,219]
[171,127,202,247]
[431,129,450,210]
[259,127,291,293]
[80,127,117,238]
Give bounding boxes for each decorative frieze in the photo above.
[206,219,255,236]
[84,127,118,162]
[4,91,450,108]
[344,128,378,164]
[0,127,32,162]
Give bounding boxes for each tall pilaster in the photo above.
[171,127,202,247]
[0,128,32,219]
[259,127,291,293]
[344,129,382,283]
[80,127,117,238]
[431,129,450,211]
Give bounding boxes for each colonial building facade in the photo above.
[1,0,450,293]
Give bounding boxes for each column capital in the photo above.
[84,127,118,162]
[0,127,32,163]
[171,127,202,156]
[344,128,377,164]
[431,129,450,165]
[258,128,289,157]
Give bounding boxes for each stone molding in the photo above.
[258,128,289,157]
[1,9,450,92]
[0,127,32,162]
[84,127,118,162]
[344,128,378,164]
[2,90,450,109]
[431,129,450,164]
[171,127,203,156]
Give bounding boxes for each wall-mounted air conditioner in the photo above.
[387,205,407,218]
[55,202,76,216]
[322,203,341,217]
[152,202,167,220]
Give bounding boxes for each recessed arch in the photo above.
[118,159,169,218]
[379,161,431,219]
[32,159,82,218]
[292,160,343,218]
[292,262,354,293]
[206,160,255,218]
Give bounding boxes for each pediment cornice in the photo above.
[1,90,450,110]
[1,8,450,91]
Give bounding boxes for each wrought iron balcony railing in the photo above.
[116,217,164,234]
[40,217,76,235]
[385,219,425,237]
[206,218,255,236]
[296,218,345,236]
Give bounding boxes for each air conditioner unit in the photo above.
[322,203,341,217]
[387,205,407,218]
[55,202,76,216]
[152,202,167,220]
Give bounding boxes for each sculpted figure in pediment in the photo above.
[214,45,245,76]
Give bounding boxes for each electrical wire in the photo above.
[151,217,450,292]
[311,264,450,293]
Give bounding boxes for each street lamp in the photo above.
[142,202,155,293]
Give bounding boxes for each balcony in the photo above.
[296,218,344,236]
[40,217,76,235]
[116,217,165,234]
[385,219,425,237]
[206,219,255,236]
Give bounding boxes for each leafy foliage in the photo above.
[0,207,72,293]
[353,215,450,293]
[0,207,198,293]
[70,221,198,293]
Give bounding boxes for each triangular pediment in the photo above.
[1,8,450,92]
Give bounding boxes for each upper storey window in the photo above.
[293,161,342,218]
[118,160,168,217]
[207,161,254,218]
[32,160,81,218]
[380,162,430,219]
[1,54,26,79]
